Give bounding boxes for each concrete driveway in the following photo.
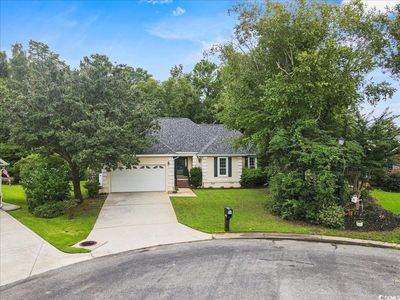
[81,192,211,257]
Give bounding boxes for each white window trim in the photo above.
[247,156,257,169]
[218,157,228,177]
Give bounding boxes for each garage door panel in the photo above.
[111,165,166,192]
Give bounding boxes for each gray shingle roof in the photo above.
[142,118,251,155]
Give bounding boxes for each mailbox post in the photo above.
[224,207,233,232]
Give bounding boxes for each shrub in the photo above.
[269,198,305,220]
[84,180,100,198]
[19,154,70,212]
[240,168,268,188]
[189,167,202,187]
[64,199,79,219]
[381,173,400,192]
[33,201,65,218]
[316,205,345,229]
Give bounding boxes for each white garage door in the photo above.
[111,165,166,192]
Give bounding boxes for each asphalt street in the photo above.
[1,239,399,300]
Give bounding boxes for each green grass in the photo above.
[171,189,400,244]
[371,189,400,215]
[2,184,105,253]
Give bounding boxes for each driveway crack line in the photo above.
[28,241,44,277]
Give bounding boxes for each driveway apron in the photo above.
[82,192,211,257]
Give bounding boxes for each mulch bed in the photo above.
[344,197,400,231]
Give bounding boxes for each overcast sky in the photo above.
[1,0,399,124]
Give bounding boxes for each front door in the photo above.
[175,157,188,176]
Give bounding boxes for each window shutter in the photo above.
[244,157,248,168]
[228,157,232,177]
[214,157,218,177]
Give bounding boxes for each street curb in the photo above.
[212,233,400,250]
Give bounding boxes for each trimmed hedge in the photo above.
[189,167,202,188]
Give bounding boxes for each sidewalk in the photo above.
[0,211,91,286]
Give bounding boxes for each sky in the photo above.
[1,0,399,124]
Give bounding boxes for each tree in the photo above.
[6,41,158,201]
[218,0,390,144]
[0,51,8,79]
[216,0,397,224]
[157,61,222,123]
[190,59,222,123]
[384,4,400,78]
[160,64,203,122]
[345,112,400,195]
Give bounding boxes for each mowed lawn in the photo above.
[371,189,400,215]
[171,189,400,244]
[2,184,105,253]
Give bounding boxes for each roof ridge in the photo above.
[199,134,220,154]
[160,139,176,153]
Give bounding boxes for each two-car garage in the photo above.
[110,165,166,193]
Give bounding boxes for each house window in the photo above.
[218,157,228,176]
[248,156,257,169]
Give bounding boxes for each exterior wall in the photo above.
[187,158,193,171]
[192,156,200,168]
[201,156,243,188]
[101,156,175,193]
[99,154,247,192]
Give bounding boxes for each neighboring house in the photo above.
[100,118,256,193]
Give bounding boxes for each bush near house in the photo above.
[84,180,100,198]
[189,167,202,188]
[18,154,70,214]
[240,168,268,188]
[316,204,345,229]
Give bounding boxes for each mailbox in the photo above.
[224,207,233,231]
[225,207,233,219]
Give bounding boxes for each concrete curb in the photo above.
[212,233,400,250]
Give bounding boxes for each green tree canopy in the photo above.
[5,41,158,201]
[216,0,399,225]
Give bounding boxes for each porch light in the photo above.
[338,137,345,146]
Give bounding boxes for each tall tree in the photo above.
[218,0,390,145]
[6,41,158,201]
[0,51,8,79]
[191,59,222,123]
[384,3,400,78]
[160,64,203,122]
[216,0,398,224]
[158,61,222,123]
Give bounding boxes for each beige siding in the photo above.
[201,156,243,188]
[100,155,246,192]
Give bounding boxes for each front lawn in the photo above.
[171,189,400,244]
[2,184,105,253]
[371,189,400,215]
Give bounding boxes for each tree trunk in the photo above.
[71,163,83,203]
